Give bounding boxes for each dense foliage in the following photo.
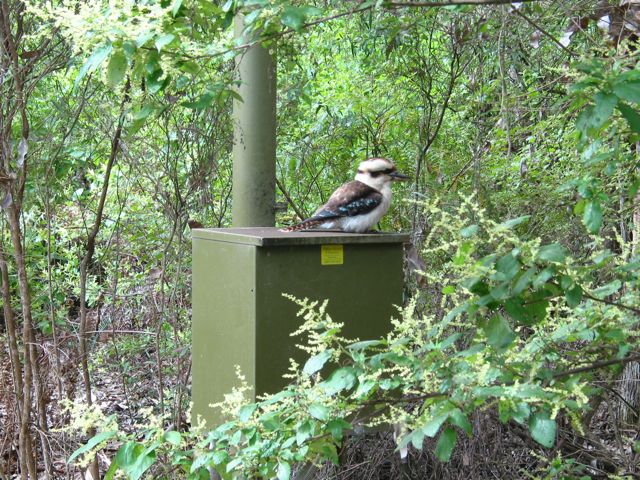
[1,0,639,479]
[65,196,640,479]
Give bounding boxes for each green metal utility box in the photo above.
[191,228,408,427]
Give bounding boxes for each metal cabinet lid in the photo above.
[192,227,410,247]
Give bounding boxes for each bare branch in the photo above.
[511,7,577,57]
[388,0,542,7]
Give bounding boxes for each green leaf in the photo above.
[104,460,119,480]
[439,333,462,350]
[281,6,306,31]
[303,350,332,375]
[68,430,117,464]
[132,105,154,121]
[75,44,113,89]
[172,0,183,16]
[454,241,474,265]
[296,420,312,445]
[128,104,154,134]
[576,106,594,136]
[348,339,383,350]
[122,41,137,57]
[489,282,510,300]
[226,457,243,473]
[354,379,376,398]
[448,409,472,436]
[473,385,505,399]
[319,443,339,465]
[454,343,485,358]
[115,442,157,480]
[565,285,583,308]
[182,91,216,110]
[163,431,181,446]
[499,215,530,229]
[422,414,448,437]
[508,291,549,326]
[106,51,127,87]
[146,69,167,94]
[559,275,573,290]
[592,91,617,129]
[504,297,532,325]
[537,244,567,263]
[583,200,603,233]
[495,252,519,281]
[512,402,531,424]
[613,80,640,104]
[532,267,554,289]
[397,429,424,451]
[238,403,257,422]
[410,429,426,449]
[309,403,329,421]
[326,419,351,440]
[482,315,516,350]
[155,33,176,52]
[434,427,457,462]
[259,412,281,431]
[277,461,291,480]
[243,8,262,26]
[617,102,640,133]
[529,412,556,448]
[320,367,356,395]
[136,30,155,47]
[460,224,479,237]
[280,6,321,31]
[442,285,456,294]
[592,279,622,298]
[512,267,537,295]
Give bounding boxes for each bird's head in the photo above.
[354,158,410,190]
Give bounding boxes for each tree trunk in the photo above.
[78,86,128,479]
[618,184,640,425]
[6,205,39,479]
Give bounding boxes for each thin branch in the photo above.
[360,392,447,406]
[190,2,374,60]
[511,7,577,57]
[86,330,155,335]
[388,0,542,7]
[276,177,307,221]
[530,282,640,316]
[445,157,475,192]
[552,354,640,380]
[193,0,546,60]
[582,292,640,315]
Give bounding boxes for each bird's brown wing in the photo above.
[281,181,383,232]
[312,181,383,218]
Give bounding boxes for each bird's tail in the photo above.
[280,218,325,232]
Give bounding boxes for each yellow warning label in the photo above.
[321,244,344,265]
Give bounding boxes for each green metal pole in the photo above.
[232,16,277,227]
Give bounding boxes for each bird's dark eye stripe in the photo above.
[359,167,396,176]
[372,168,395,177]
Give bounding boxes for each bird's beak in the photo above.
[389,171,411,181]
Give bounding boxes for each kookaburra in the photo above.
[282,157,409,233]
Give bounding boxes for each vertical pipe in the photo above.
[232,16,277,227]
